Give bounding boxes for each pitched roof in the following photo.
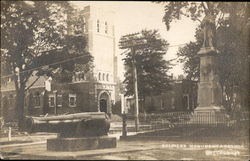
[1,75,46,92]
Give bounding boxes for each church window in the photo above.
[83,18,86,33]
[105,21,108,34]
[97,20,100,32]
[103,73,105,81]
[80,73,85,81]
[106,74,109,81]
[78,73,81,81]
[98,72,101,80]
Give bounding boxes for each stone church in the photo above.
[0,6,119,120]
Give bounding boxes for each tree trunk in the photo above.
[16,84,25,130]
[142,95,145,113]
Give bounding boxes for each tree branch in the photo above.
[201,2,208,14]
[25,76,40,92]
[196,18,202,23]
[23,70,32,83]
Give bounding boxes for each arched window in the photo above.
[83,18,86,33]
[78,72,85,81]
[102,73,105,81]
[97,20,100,32]
[98,72,101,80]
[106,74,109,81]
[73,74,77,82]
[105,21,108,34]
[78,73,81,81]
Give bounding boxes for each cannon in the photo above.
[24,112,116,151]
[24,112,110,138]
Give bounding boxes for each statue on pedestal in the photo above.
[201,12,216,48]
[193,9,226,122]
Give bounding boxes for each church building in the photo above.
[0,6,118,120]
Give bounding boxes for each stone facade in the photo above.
[194,47,225,115]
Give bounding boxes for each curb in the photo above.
[13,146,157,159]
[0,141,46,148]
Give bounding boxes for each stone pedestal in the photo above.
[47,136,117,151]
[193,47,226,123]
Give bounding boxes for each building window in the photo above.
[171,97,175,109]
[79,73,85,81]
[34,92,40,107]
[105,21,108,34]
[49,95,55,107]
[57,94,62,107]
[83,18,86,33]
[106,74,109,81]
[9,94,15,107]
[73,74,77,82]
[102,73,105,81]
[69,94,76,107]
[183,95,189,110]
[97,20,100,32]
[98,72,101,80]
[74,72,86,82]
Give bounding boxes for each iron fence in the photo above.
[122,111,249,137]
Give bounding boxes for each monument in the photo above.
[24,112,117,151]
[193,13,226,122]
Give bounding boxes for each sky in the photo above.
[71,1,199,79]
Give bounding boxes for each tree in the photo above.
[1,1,92,128]
[120,30,172,113]
[162,2,250,112]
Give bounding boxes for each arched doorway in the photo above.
[100,99,107,113]
[98,91,110,113]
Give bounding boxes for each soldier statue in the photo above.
[201,12,216,48]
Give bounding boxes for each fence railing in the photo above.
[122,111,249,136]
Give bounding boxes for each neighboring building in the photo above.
[124,77,198,114]
[0,6,118,121]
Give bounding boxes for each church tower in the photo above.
[73,6,117,115]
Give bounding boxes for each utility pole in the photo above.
[131,47,139,132]
[119,33,147,132]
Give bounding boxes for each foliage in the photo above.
[162,2,250,112]
[1,1,92,126]
[119,30,172,112]
[177,41,201,81]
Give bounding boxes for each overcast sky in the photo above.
[71,1,199,79]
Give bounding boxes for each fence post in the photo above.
[122,113,127,137]
[8,127,12,141]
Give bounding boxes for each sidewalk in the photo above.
[0,132,58,147]
[1,137,249,160]
[1,125,249,160]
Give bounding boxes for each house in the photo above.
[0,5,118,121]
[124,76,198,114]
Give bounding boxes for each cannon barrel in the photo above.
[24,112,110,137]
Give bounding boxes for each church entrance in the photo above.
[100,99,107,113]
[99,92,109,114]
